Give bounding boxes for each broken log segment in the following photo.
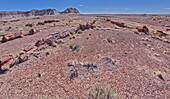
[44,20,60,23]
[2,32,22,42]
[152,30,168,37]
[136,26,149,34]
[0,54,16,71]
[110,20,125,27]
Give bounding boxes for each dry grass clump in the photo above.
[55,39,64,44]
[88,83,122,99]
[154,71,165,81]
[69,43,81,52]
[69,66,78,79]
[153,53,160,57]
[77,30,83,34]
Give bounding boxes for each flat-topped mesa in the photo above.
[60,8,80,15]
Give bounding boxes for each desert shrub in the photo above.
[88,83,121,99]
[69,43,81,52]
[107,37,113,43]
[97,25,102,28]
[77,30,83,34]
[69,35,76,39]
[55,39,64,44]
[133,31,139,34]
[69,66,78,79]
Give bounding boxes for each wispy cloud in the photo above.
[78,4,83,7]
[124,8,135,11]
[163,8,170,10]
[82,11,165,14]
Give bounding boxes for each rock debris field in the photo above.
[0,13,170,98]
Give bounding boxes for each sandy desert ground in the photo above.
[0,14,170,98]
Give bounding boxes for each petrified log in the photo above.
[29,29,36,35]
[166,29,170,31]
[153,30,168,37]
[50,32,60,37]
[68,28,76,34]
[0,32,5,37]
[44,35,55,46]
[71,25,80,33]
[60,30,70,38]
[10,19,20,22]
[13,32,22,38]
[44,20,60,23]
[106,18,111,21]
[136,26,149,34]
[111,20,125,27]
[21,31,29,36]
[37,22,45,25]
[2,34,12,41]
[80,21,87,30]
[23,45,36,52]
[0,54,16,71]
[91,19,96,25]
[35,39,45,47]
[2,32,22,41]
[18,52,28,63]
[25,23,33,27]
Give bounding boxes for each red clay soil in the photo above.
[0,15,170,98]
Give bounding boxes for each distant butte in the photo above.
[0,8,80,18]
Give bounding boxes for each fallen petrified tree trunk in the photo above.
[136,26,149,34]
[110,20,125,27]
[2,32,22,42]
[152,30,168,37]
[0,54,16,71]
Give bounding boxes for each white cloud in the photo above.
[124,8,135,11]
[78,5,83,7]
[163,8,170,10]
[82,11,165,14]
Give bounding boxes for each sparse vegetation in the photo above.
[153,53,160,57]
[102,57,117,67]
[69,66,78,79]
[69,35,76,39]
[134,31,139,34]
[88,83,122,99]
[151,48,155,51]
[69,43,81,52]
[106,37,114,43]
[77,30,83,34]
[55,39,64,44]
[97,25,102,28]
[154,71,165,81]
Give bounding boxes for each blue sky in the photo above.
[0,0,170,14]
